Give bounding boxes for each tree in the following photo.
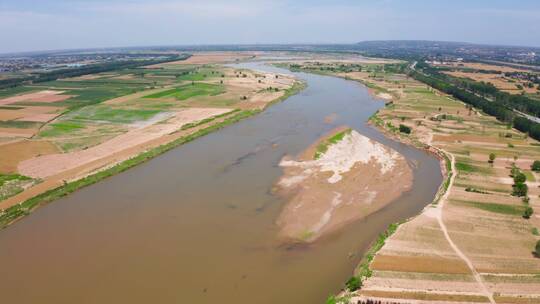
[510,164,520,177]
[536,240,540,257]
[514,172,527,184]
[488,153,496,164]
[399,124,411,134]
[523,206,534,219]
[513,182,528,197]
[531,160,540,172]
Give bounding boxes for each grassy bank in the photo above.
[265,80,307,108]
[353,222,401,285]
[315,128,352,159]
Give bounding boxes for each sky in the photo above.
[1,0,540,53]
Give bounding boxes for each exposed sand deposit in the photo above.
[276,128,413,242]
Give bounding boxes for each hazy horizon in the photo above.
[1,0,540,53]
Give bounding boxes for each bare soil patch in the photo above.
[16,113,59,123]
[0,128,38,138]
[0,90,70,105]
[0,140,59,173]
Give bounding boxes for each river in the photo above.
[0,62,442,304]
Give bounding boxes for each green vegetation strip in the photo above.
[266,81,306,108]
[0,109,259,228]
[455,161,491,174]
[180,109,240,130]
[350,223,401,289]
[0,174,31,187]
[0,120,41,129]
[0,106,24,110]
[433,151,452,205]
[314,128,352,159]
[326,222,403,303]
[453,200,525,216]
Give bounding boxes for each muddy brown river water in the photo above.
[0,63,442,304]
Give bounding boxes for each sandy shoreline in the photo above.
[275,127,413,242]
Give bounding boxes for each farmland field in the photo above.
[144,82,225,100]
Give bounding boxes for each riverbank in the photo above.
[0,60,305,228]
[275,127,413,242]
[285,61,540,303]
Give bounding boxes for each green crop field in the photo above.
[72,105,160,124]
[39,121,85,137]
[144,83,225,100]
[455,200,526,216]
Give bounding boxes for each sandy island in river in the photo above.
[275,127,413,242]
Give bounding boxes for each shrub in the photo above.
[399,124,411,134]
[488,153,496,163]
[325,295,351,304]
[531,160,540,172]
[523,206,534,219]
[536,240,540,256]
[465,187,488,194]
[326,296,337,304]
[345,276,361,291]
